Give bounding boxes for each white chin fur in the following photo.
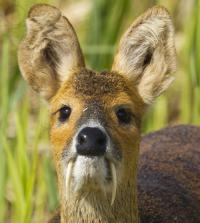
[65,156,117,205]
[72,156,107,192]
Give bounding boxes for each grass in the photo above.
[0,0,200,222]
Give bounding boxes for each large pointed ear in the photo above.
[18,4,85,100]
[112,6,176,104]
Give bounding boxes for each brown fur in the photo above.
[18,4,200,223]
[18,4,85,100]
[138,125,200,223]
[50,68,142,222]
[48,125,200,223]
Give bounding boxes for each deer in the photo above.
[18,4,200,223]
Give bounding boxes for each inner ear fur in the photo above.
[112,6,176,104]
[18,4,85,100]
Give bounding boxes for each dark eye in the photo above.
[59,106,71,122]
[116,108,132,124]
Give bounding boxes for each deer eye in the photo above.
[59,106,71,122]
[116,108,132,124]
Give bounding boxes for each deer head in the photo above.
[18,4,176,223]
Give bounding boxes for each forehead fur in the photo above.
[51,68,145,118]
[69,68,131,97]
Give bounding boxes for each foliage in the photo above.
[0,0,199,222]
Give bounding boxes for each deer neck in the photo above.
[59,174,139,223]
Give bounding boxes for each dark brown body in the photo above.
[138,124,200,223]
[50,125,200,223]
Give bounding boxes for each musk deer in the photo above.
[18,4,200,223]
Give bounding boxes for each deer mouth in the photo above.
[65,156,117,205]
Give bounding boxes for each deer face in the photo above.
[18,4,176,204]
[50,68,143,201]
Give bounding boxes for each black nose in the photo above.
[76,127,107,156]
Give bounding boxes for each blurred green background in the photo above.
[0,0,199,222]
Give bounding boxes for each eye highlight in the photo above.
[58,106,71,122]
[116,108,132,124]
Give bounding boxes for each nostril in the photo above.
[78,134,87,145]
[97,137,106,146]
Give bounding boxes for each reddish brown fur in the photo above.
[138,125,200,223]
[49,125,200,223]
[50,68,143,222]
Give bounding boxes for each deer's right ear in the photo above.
[18,4,85,100]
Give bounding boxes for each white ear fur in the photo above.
[112,6,176,104]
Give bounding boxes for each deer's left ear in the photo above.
[112,6,176,104]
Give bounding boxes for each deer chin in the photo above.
[65,156,117,205]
